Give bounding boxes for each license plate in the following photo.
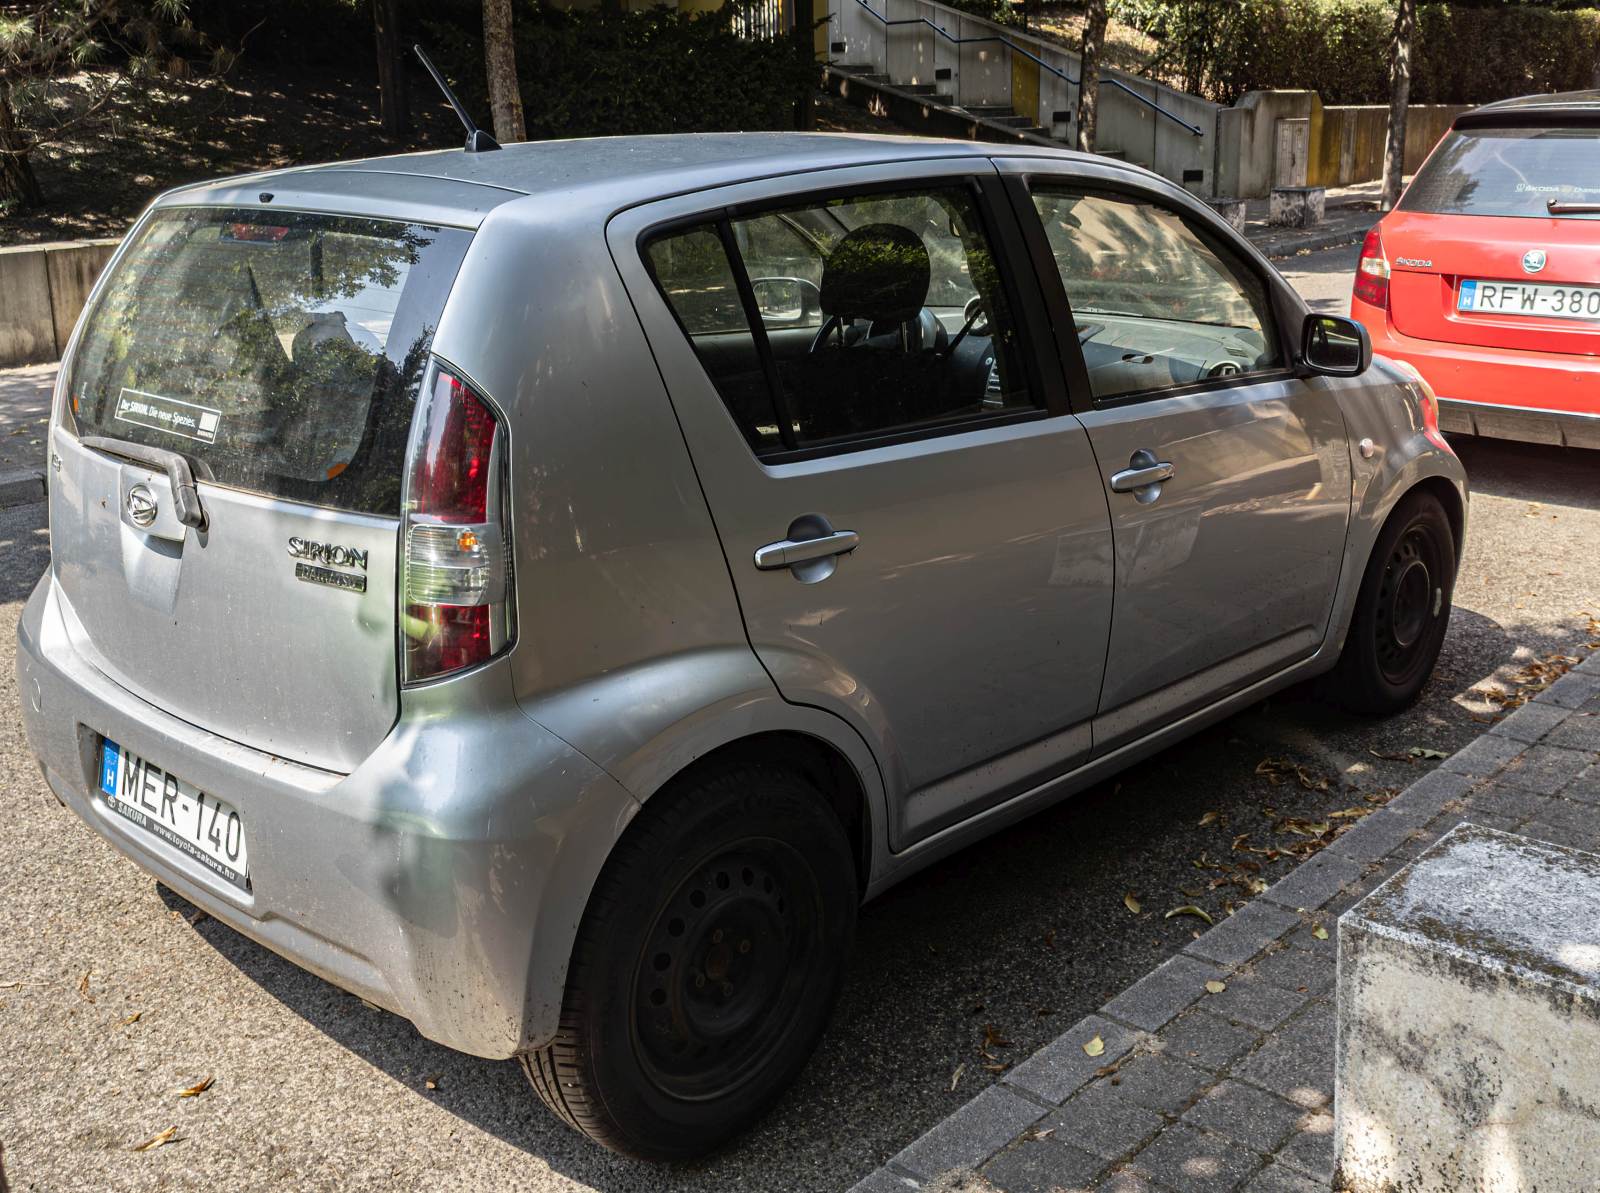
[1458,279,1600,321]
[98,740,249,891]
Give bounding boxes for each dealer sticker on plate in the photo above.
[99,740,249,891]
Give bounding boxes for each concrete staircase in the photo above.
[831,63,1065,144]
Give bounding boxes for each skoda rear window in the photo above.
[66,208,472,515]
[1400,127,1600,218]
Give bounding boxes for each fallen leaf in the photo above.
[982,1061,1009,1074]
[1198,810,1220,827]
[981,1024,1013,1052]
[358,998,383,1013]
[132,1126,179,1152]
[118,1011,142,1027]
[77,970,93,1003]
[1083,1035,1105,1057]
[175,1075,213,1099]
[1205,980,1227,994]
[1123,892,1142,915]
[1312,924,1330,940]
[1042,930,1056,950]
[1165,904,1215,926]
[1408,747,1448,760]
[949,1063,966,1092]
[425,1074,440,1091]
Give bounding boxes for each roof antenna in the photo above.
[413,44,501,153]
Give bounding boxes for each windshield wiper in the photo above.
[81,435,208,531]
[1547,198,1600,215]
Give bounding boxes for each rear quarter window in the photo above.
[67,208,473,515]
[1400,127,1600,218]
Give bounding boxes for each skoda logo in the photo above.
[1522,249,1548,274]
[126,484,158,528]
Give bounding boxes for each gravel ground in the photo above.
[2,248,1597,1192]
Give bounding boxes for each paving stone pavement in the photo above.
[849,653,1600,1193]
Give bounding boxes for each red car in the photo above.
[1351,91,1600,449]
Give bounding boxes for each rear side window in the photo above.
[67,208,473,515]
[644,185,1036,456]
[1400,128,1600,218]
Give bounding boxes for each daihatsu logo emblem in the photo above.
[1523,249,1548,274]
[126,484,157,528]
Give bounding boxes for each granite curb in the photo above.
[848,652,1600,1193]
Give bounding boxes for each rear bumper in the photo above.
[1355,299,1600,449]
[16,572,639,1059]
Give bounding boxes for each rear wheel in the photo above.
[521,762,857,1160]
[1328,490,1455,715]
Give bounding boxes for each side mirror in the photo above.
[1300,313,1372,377]
[750,277,820,327]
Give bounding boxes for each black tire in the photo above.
[1328,489,1456,715]
[520,762,857,1160]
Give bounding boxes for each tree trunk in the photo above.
[1075,0,1107,153]
[372,0,409,139]
[483,0,526,143]
[0,84,42,210]
[1380,0,1416,211]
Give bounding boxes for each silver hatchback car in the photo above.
[19,133,1465,1159]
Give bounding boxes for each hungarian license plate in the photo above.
[98,740,249,891]
[1458,279,1600,321]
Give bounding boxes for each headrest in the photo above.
[819,223,931,324]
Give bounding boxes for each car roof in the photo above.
[157,132,1109,229]
[1457,89,1600,130]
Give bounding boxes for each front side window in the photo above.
[645,184,1036,455]
[1030,187,1282,401]
[67,207,472,515]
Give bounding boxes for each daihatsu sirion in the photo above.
[18,133,1466,1159]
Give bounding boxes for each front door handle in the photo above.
[1109,450,1175,501]
[754,529,859,570]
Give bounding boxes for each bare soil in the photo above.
[0,64,465,247]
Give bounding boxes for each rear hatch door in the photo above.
[53,206,472,773]
[1386,124,1600,354]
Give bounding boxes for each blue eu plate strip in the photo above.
[1458,280,1477,311]
[100,741,119,796]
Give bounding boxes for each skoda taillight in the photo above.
[1353,226,1391,311]
[401,366,514,683]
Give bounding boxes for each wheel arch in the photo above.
[641,729,875,896]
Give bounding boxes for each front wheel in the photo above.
[1327,489,1456,715]
[521,762,857,1160]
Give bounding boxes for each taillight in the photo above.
[1353,227,1390,310]
[401,366,513,683]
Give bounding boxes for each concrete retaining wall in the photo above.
[0,239,118,368]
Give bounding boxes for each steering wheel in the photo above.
[810,307,947,355]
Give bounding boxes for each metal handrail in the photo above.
[849,0,1204,137]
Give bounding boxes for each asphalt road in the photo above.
[3,244,1598,1192]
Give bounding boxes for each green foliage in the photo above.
[1111,0,1600,105]
[426,1,817,140]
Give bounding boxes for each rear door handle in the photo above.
[754,529,860,570]
[1109,449,1175,497]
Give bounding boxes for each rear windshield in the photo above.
[67,208,472,515]
[1400,127,1600,218]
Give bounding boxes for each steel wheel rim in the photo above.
[630,839,821,1102]
[1374,523,1443,686]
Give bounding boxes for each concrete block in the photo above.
[1207,197,1248,232]
[1268,186,1325,228]
[0,245,57,366]
[44,240,116,356]
[891,1083,1047,1179]
[1336,824,1600,1192]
